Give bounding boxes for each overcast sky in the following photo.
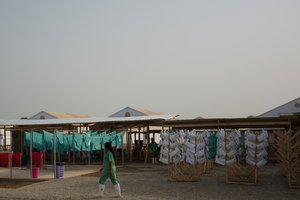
[0,0,299,119]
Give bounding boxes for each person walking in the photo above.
[99,142,121,197]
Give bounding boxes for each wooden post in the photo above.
[147,125,150,149]
[10,129,13,178]
[128,128,130,161]
[21,129,23,154]
[287,130,291,186]
[53,130,56,179]
[130,128,132,162]
[145,125,150,163]
[138,127,141,160]
[225,130,228,183]
[122,129,125,166]
[73,133,75,165]
[67,128,70,164]
[30,131,33,178]
[255,130,258,185]
[168,126,171,180]
[44,150,46,165]
[4,128,6,151]
[11,130,13,152]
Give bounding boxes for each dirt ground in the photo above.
[0,163,299,200]
[0,178,46,189]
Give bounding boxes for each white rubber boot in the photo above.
[99,184,105,197]
[114,183,121,197]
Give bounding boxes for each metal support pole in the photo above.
[30,131,33,178]
[53,130,56,179]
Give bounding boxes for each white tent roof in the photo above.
[0,114,176,127]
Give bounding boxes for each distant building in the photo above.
[258,97,300,117]
[110,107,164,117]
[11,111,90,151]
[29,111,89,120]
[195,116,204,119]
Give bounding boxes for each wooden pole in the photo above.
[287,130,291,186]
[138,127,141,160]
[53,130,56,179]
[73,133,75,165]
[57,130,60,164]
[30,131,33,178]
[68,147,71,164]
[167,125,171,179]
[44,150,46,165]
[122,129,125,166]
[134,129,137,160]
[146,125,150,163]
[11,130,13,152]
[126,128,129,161]
[87,126,90,165]
[225,130,228,183]
[21,129,23,154]
[10,129,13,178]
[4,128,6,151]
[130,128,132,162]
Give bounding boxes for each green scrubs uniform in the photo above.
[99,151,118,185]
[149,142,158,157]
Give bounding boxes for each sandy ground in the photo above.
[0,163,299,200]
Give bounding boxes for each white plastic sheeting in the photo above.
[245,129,269,167]
[215,129,239,166]
[159,129,208,165]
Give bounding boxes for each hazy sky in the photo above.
[0,0,299,119]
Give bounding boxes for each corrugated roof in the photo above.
[48,112,90,119]
[135,109,164,115]
[258,97,300,117]
[0,114,176,127]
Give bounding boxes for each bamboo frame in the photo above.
[226,163,257,185]
[168,129,204,182]
[226,129,259,185]
[168,162,202,182]
[275,129,300,188]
